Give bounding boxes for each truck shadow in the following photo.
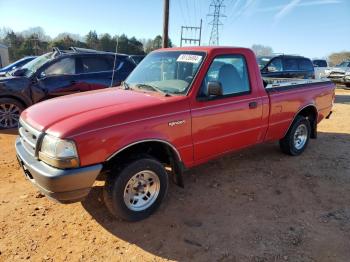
[81,131,350,261]
[0,128,18,135]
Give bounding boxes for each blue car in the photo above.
[0,56,37,77]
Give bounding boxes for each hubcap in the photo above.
[123,170,160,211]
[0,103,21,128]
[293,124,308,150]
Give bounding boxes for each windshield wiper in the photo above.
[122,81,131,90]
[135,84,171,97]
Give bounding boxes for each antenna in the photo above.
[110,37,119,87]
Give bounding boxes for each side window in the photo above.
[299,59,313,70]
[268,58,283,72]
[44,58,75,75]
[200,55,250,97]
[81,57,113,73]
[284,58,298,71]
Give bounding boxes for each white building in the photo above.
[0,43,9,68]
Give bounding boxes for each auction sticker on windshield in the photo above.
[177,54,202,64]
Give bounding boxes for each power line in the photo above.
[207,0,226,46]
[184,0,192,26]
[178,0,187,26]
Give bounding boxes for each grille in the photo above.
[330,72,345,77]
[18,119,42,157]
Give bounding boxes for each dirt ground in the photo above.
[0,88,349,262]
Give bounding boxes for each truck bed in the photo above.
[263,78,333,92]
[262,77,335,142]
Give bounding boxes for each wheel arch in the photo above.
[286,104,318,139]
[0,94,30,108]
[105,139,185,187]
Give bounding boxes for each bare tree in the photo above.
[19,27,51,41]
[328,51,350,66]
[251,44,273,56]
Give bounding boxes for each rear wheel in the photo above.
[279,115,311,156]
[103,157,169,221]
[0,98,24,129]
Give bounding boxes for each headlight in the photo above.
[39,135,79,169]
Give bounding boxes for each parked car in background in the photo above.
[325,61,350,85]
[129,55,145,65]
[343,71,350,87]
[0,47,136,129]
[0,56,37,77]
[258,54,315,79]
[312,59,330,79]
[16,46,335,221]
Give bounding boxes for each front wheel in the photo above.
[279,115,311,156]
[103,157,169,221]
[0,98,24,129]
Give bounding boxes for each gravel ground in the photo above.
[0,88,349,262]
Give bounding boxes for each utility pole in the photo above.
[162,0,170,48]
[208,0,226,46]
[180,19,203,47]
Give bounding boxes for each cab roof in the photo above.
[155,46,253,54]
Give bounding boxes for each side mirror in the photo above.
[39,71,46,79]
[207,81,223,96]
[267,66,277,72]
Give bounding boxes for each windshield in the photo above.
[336,62,350,67]
[125,51,205,95]
[22,53,53,77]
[257,56,273,69]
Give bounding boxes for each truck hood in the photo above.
[21,87,188,137]
[327,67,349,74]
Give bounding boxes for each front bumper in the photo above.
[328,76,345,83]
[15,137,103,203]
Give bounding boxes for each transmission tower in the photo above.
[208,0,226,46]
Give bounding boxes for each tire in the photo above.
[345,83,350,88]
[0,98,24,129]
[279,115,311,156]
[103,157,169,221]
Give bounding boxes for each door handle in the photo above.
[71,80,77,84]
[249,101,258,109]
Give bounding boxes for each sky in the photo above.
[0,0,349,58]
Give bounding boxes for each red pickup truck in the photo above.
[16,47,335,221]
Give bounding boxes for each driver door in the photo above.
[35,57,80,99]
[191,54,265,162]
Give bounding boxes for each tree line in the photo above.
[0,27,172,62]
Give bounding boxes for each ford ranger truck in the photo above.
[15,47,335,221]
